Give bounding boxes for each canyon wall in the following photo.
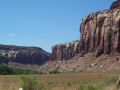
[79,0,120,56]
[51,41,79,61]
[0,44,50,65]
[51,0,120,60]
[1,0,120,65]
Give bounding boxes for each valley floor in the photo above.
[0,72,120,90]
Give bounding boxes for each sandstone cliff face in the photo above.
[110,0,120,10]
[0,44,50,65]
[79,0,120,56]
[51,41,79,61]
[3,0,120,72]
[51,0,120,60]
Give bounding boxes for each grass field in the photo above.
[0,72,120,90]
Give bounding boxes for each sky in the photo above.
[0,0,116,52]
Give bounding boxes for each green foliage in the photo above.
[105,76,119,86]
[12,68,39,75]
[21,76,46,90]
[79,83,103,90]
[49,69,60,74]
[0,64,12,75]
[0,64,39,75]
[87,85,96,90]
[79,84,84,90]
[109,76,118,83]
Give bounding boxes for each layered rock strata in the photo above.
[0,44,50,65]
[51,0,120,60]
[51,41,79,61]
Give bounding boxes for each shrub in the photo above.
[79,84,85,90]
[21,76,46,90]
[0,64,39,75]
[0,64,12,75]
[13,68,39,75]
[109,76,118,83]
[49,69,60,74]
[79,83,103,90]
[87,85,96,90]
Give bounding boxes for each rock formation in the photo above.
[110,0,120,10]
[51,0,120,61]
[0,0,120,73]
[37,0,120,73]
[51,41,79,61]
[0,44,50,65]
[79,0,120,56]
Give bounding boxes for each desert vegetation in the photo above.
[0,73,120,90]
[21,76,46,90]
[0,64,39,75]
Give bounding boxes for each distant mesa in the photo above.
[0,44,50,65]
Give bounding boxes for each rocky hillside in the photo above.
[40,53,120,72]
[38,0,120,72]
[51,0,120,61]
[0,44,50,65]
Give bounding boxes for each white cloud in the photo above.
[8,33,16,37]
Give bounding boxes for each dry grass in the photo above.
[0,76,21,90]
[0,72,119,90]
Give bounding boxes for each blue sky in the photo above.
[0,0,115,52]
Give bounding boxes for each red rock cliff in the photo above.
[80,0,120,56]
[51,41,79,61]
[51,0,120,60]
